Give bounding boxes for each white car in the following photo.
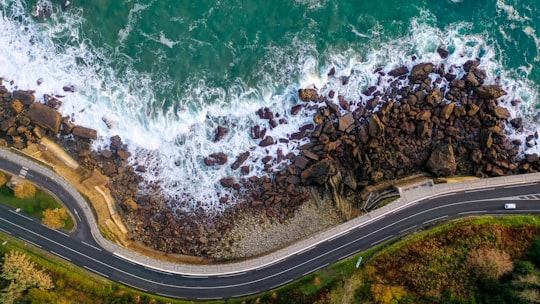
[504,203,516,209]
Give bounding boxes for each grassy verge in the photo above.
[0,185,74,230]
[0,231,197,304]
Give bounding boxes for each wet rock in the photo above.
[72,125,98,140]
[409,63,434,81]
[219,178,235,188]
[426,144,457,177]
[12,90,35,106]
[368,114,385,138]
[231,151,250,170]
[388,66,409,77]
[259,136,275,147]
[475,85,506,100]
[493,106,511,120]
[204,152,228,166]
[291,104,303,115]
[298,88,319,101]
[214,126,228,142]
[437,47,449,59]
[25,102,62,133]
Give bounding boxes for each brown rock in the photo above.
[416,110,432,121]
[338,113,355,132]
[25,102,62,133]
[426,144,457,177]
[219,178,235,188]
[12,90,35,106]
[493,106,511,120]
[259,136,275,147]
[117,150,131,161]
[204,152,228,166]
[298,88,319,101]
[122,198,139,212]
[214,126,228,142]
[409,63,434,81]
[426,89,442,106]
[72,125,98,140]
[291,104,303,115]
[10,100,24,114]
[475,85,506,100]
[294,155,310,169]
[453,105,466,118]
[510,117,523,129]
[388,66,409,77]
[231,151,250,170]
[301,159,336,185]
[467,103,480,116]
[252,200,264,207]
[441,102,455,120]
[368,114,385,138]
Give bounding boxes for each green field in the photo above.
[0,185,74,231]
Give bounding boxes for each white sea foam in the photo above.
[0,2,538,213]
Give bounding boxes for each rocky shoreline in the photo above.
[1,52,539,260]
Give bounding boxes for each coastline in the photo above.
[1,54,539,261]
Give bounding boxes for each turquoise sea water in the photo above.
[0,0,538,212]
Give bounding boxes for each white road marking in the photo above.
[50,251,71,261]
[8,209,33,221]
[84,266,109,278]
[144,267,173,275]
[218,272,246,278]
[465,187,495,193]
[399,225,417,234]
[73,209,82,221]
[0,227,12,235]
[82,241,102,251]
[20,237,42,248]
[371,234,394,246]
[181,275,208,279]
[119,280,147,292]
[504,183,538,189]
[54,229,70,237]
[458,210,487,215]
[423,215,448,225]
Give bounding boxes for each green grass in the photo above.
[0,185,74,230]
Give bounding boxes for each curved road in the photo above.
[1,155,539,300]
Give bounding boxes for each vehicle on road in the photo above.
[504,203,516,209]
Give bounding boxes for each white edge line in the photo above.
[20,237,42,248]
[504,183,537,189]
[9,209,33,221]
[371,234,394,246]
[82,241,102,251]
[119,280,147,292]
[465,187,495,193]
[218,271,246,278]
[458,210,487,215]
[84,266,109,278]
[398,225,417,234]
[423,215,448,225]
[0,227,12,235]
[50,250,71,261]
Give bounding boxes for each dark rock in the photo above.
[437,47,449,59]
[510,117,523,129]
[463,60,480,72]
[231,151,250,170]
[291,104,303,115]
[214,126,228,142]
[298,88,319,101]
[259,136,275,147]
[475,85,506,100]
[409,63,434,81]
[426,144,457,177]
[219,178,235,188]
[25,102,62,133]
[72,125,98,140]
[388,66,409,77]
[204,152,228,166]
[301,159,336,185]
[294,155,310,169]
[12,90,35,106]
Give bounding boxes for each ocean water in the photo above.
[0,0,538,213]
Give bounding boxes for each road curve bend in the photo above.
[1,148,539,300]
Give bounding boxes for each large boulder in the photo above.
[426,144,457,177]
[25,103,61,133]
[475,85,506,100]
[204,152,228,166]
[409,63,434,81]
[231,151,250,170]
[298,88,319,102]
[71,125,98,140]
[12,90,35,106]
[301,159,336,185]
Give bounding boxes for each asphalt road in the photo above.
[1,156,539,300]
